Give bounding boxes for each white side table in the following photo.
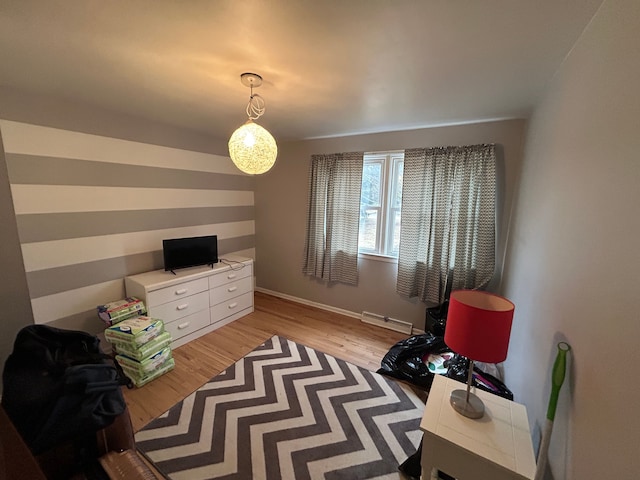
[420,375,536,480]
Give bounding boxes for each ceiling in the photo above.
[0,1,603,142]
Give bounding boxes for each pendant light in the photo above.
[228,73,278,175]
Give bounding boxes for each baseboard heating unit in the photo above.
[360,311,413,335]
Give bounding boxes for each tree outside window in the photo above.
[358,151,404,257]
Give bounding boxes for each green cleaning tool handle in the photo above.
[546,342,571,421]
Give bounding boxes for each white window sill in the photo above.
[358,252,398,264]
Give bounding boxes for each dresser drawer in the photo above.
[125,257,254,348]
[209,276,252,306]
[208,264,252,289]
[164,308,210,341]
[147,277,209,307]
[210,292,253,324]
[149,291,209,324]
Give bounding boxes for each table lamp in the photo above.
[444,290,515,419]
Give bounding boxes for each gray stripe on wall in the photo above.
[48,309,113,336]
[26,235,255,298]
[217,236,255,259]
[6,153,253,190]
[27,251,162,299]
[17,206,255,243]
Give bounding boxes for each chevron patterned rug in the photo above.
[135,335,424,480]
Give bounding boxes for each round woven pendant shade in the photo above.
[228,120,278,175]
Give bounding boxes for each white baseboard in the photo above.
[255,287,361,319]
[254,287,424,335]
[361,311,413,335]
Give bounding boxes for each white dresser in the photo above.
[125,257,254,348]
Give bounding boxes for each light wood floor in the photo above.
[124,291,413,432]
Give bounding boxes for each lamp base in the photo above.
[450,389,485,419]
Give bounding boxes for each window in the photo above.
[358,151,404,257]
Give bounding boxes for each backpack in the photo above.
[2,325,131,454]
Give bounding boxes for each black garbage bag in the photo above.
[377,333,449,390]
[425,300,449,336]
[446,354,514,400]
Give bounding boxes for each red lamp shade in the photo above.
[444,290,515,364]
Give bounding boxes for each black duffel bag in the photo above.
[2,325,130,454]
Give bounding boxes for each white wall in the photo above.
[501,1,640,479]
[255,120,526,328]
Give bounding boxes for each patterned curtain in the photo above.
[303,152,363,285]
[396,144,496,305]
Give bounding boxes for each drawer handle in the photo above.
[227,273,237,279]
[175,288,188,295]
[228,302,238,309]
[178,321,190,330]
[177,304,189,311]
[227,286,238,292]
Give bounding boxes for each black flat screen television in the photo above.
[163,235,218,272]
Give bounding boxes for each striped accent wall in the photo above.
[0,120,255,334]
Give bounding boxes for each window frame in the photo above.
[358,150,404,259]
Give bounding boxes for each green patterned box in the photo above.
[112,331,172,361]
[104,316,163,347]
[97,297,146,326]
[122,357,175,388]
[116,346,173,375]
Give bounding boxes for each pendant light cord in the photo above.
[246,84,266,120]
